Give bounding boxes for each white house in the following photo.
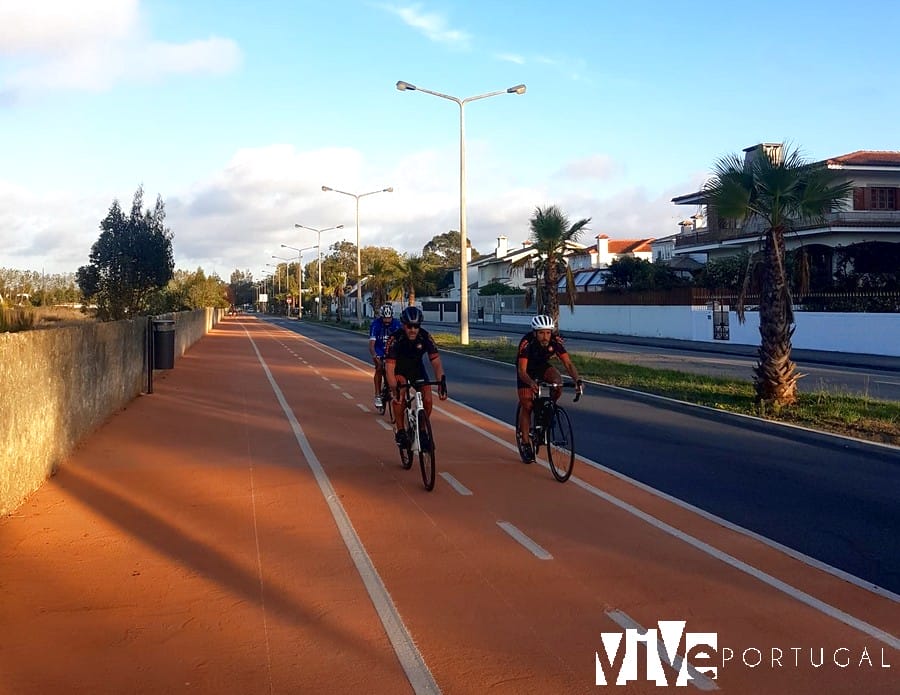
[670,144,900,280]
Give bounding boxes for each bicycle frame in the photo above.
[403,387,425,454]
[394,378,445,491]
[515,378,582,482]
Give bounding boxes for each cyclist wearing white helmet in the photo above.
[369,303,401,409]
[516,314,583,462]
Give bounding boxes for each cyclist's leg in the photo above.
[544,365,563,401]
[373,356,383,395]
[517,386,533,445]
[392,374,409,443]
[421,384,433,416]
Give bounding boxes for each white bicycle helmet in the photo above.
[380,304,394,318]
[531,314,555,330]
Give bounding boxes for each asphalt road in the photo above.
[461,325,900,401]
[267,316,900,595]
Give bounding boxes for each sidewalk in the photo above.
[0,319,411,695]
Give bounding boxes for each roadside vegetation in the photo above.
[428,333,900,447]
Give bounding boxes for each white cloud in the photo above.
[0,0,137,54]
[0,1,241,100]
[379,3,471,48]
[555,154,620,182]
[0,143,694,278]
[495,53,525,65]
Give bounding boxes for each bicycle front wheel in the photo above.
[546,406,575,482]
[398,425,413,470]
[418,411,436,491]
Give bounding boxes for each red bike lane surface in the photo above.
[1,317,897,694]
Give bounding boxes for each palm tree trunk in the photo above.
[544,268,560,324]
[755,226,800,408]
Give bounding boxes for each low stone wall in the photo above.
[0,308,222,516]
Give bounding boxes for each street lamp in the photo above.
[265,263,281,294]
[294,223,344,321]
[321,185,393,324]
[281,244,316,318]
[271,254,293,314]
[396,79,526,345]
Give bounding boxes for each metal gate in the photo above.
[712,302,730,340]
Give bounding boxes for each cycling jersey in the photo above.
[516,330,569,386]
[369,317,402,357]
[385,327,439,381]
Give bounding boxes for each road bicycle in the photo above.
[515,379,582,482]
[375,363,394,423]
[394,377,446,491]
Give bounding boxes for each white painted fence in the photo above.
[543,306,900,357]
[426,293,900,357]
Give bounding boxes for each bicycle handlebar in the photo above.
[395,376,448,398]
[535,378,583,403]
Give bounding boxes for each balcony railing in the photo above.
[674,210,900,248]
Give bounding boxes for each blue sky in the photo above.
[2,0,899,277]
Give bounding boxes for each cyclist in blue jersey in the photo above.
[385,306,447,448]
[369,304,402,409]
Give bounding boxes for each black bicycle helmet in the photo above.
[400,306,424,327]
[379,303,394,318]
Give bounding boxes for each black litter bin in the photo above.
[152,319,176,370]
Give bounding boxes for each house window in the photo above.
[869,188,897,210]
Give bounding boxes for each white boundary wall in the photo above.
[524,306,900,357]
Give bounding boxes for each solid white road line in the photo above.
[245,327,440,695]
[436,401,900,648]
[272,324,900,648]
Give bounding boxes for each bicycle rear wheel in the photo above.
[418,411,436,491]
[546,406,575,482]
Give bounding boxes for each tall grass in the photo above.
[0,308,36,333]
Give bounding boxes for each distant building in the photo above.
[670,143,900,281]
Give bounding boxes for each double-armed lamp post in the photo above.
[395,80,526,345]
[271,254,294,314]
[294,223,344,321]
[280,244,316,317]
[321,186,393,324]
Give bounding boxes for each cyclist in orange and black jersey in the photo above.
[385,306,447,448]
[516,314,583,462]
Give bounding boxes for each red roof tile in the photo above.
[607,238,655,254]
[826,151,900,167]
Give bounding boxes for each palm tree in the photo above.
[322,271,348,322]
[366,257,402,310]
[390,254,432,307]
[703,144,853,409]
[526,205,591,324]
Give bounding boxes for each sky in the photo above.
[2,0,899,278]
